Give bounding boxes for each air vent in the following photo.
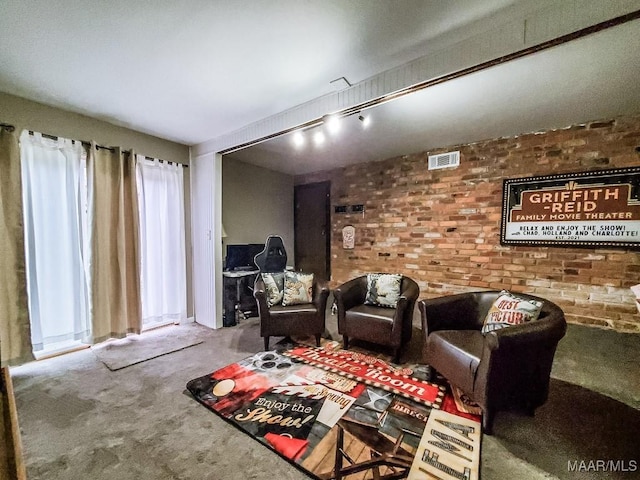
[428,151,460,170]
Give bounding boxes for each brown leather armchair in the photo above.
[419,291,567,434]
[334,275,419,363]
[254,275,329,350]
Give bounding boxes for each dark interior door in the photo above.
[294,181,330,280]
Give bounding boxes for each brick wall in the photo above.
[295,114,640,332]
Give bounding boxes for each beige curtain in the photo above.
[89,144,141,343]
[0,128,34,366]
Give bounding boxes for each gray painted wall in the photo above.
[222,157,294,267]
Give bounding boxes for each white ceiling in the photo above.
[1,1,639,175]
[230,19,640,175]
[1,0,545,144]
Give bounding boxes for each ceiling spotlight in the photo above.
[292,131,305,147]
[358,115,371,128]
[324,115,341,135]
[313,131,325,146]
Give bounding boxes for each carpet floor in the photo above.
[9,309,640,480]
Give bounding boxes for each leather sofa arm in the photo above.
[400,279,419,302]
[313,280,330,311]
[253,277,270,319]
[334,277,367,313]
[395,296,409,312]
[475,310,567,410]
[393,280,418,324]
[484,314,567,351]
[390,296,409,337]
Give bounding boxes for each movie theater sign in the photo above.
[501,167,640,249]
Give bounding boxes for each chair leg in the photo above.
[523,401,536,417]
[314,333,321,347]
[482,409,495,435]
[263,336,270,351]
[393,348,401,364]
[343,335,349,349]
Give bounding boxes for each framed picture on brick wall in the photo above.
[501,166,640,249]
[342,225,355,249]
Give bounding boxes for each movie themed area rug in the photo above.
[187,345,481,479]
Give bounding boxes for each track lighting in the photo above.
[291,111,368,150]
[292,131,305,147]
[324,114,341,135]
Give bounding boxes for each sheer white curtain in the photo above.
[20,132,90,352]
[136,156,186,328]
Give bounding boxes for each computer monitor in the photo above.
[224,244,264,271]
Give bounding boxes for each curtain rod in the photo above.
[0,122,187,168]
[27,130,189,168]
